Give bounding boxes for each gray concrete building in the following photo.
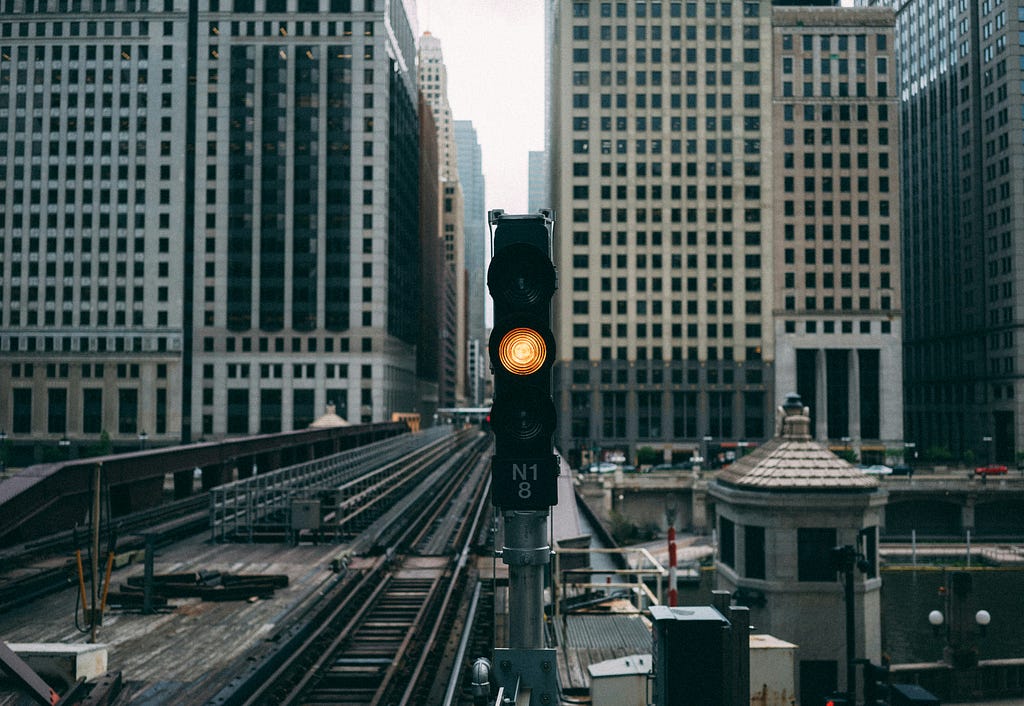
[528,149,550,215]
[857,0,1023,466]
[454,120,487,407]
[419,31,467,407]
[0,0,422,460]
[549,0,900,467]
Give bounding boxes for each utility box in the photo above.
[748,634,797,706]
[651,605,730,706]
[290,499,321,531]
[588,654,650,706]
[8,643,108,691]
[891,684,940,706]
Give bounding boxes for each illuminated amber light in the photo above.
[498,328,547,376]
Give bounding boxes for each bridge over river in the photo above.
[577,467,1024,540]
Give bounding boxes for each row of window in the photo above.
[569,364,764,386]
[3,0,151,13]
[8,361,160,378]
[574,321,761,339]
[783,319,893,336]
[719,520,878,583]
[781,56,887,77]
[7,385,165,435]
[573,206,765,225]
[215,385,371,436]
[4,331,175,350]
[574,1,762,21]
[571,344,755,363]
[573,25,759,55]
[1,20,151,39]
[571,300,758,323]
[573,388,765,440]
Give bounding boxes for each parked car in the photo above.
[582,462,619,474]
[892,464,913,476]
[859,464,893,475]
[974,464,1008,476]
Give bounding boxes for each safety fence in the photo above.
[210,426,453,542]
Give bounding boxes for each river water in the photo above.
[880,566,1024,663]
[572,498,1024,663]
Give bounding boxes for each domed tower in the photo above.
[708,394,887,701]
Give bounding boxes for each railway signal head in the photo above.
[486,210,559,510]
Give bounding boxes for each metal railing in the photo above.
[551,546,667,621]
[210,426,452,542]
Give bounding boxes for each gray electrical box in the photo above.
[291,499,321,530]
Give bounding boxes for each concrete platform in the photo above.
[0,533,359,704]
[4,643,107,691]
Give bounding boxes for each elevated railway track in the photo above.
[0,427,497,706]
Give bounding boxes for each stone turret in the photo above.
[708,394,887,701]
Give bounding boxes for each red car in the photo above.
[975,464,1008,476]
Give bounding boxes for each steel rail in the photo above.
[227,432,490,706]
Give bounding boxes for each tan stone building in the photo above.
[549,1,902,467]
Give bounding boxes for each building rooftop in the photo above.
[715,394,879,492]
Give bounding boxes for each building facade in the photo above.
[454,119,488,407]
[772,6,903,461]
[550,0,899,466]
[0,0,421,461]
[418,31,467,407]
[858,0,1022,465]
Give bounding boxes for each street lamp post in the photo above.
[927,571,990,670]
[904,441,916,465]
[138,430,148,451]
[982,435,993,465]
[0,430,7,475]
[59,436,71,460]
[701,435,712,469]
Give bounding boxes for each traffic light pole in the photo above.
[504,510,549,649]
[484,210,560,705]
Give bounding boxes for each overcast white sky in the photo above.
[415,0,856,215]
[417,0,547,215]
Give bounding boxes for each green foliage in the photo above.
[962,449,975,465]
[636,446,660,465]
[82,430,112,459]
[609,511,659,545]
[836,448,859,464]
[925,445,953,462]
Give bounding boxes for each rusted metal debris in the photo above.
[108,572,289,606]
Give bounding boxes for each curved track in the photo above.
[205,430,493,706]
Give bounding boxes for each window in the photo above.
[798,528,837,581]
[48,388,68,434]
[745,525,766,579]
[720,516,736,568]
[83,389,103,434]
[118,388,138,434]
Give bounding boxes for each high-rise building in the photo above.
[454,120,488,407]
[772,6,903,458]
[550,0,900,467]
[419,32,467,407]
[528,149,550,214]
[0,0,421,461]
[857,0,1021,464]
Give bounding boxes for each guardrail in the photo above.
[210,426,453,542]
